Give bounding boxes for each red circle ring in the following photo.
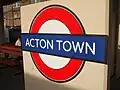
[30,5,85,83]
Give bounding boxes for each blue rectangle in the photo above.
[21,33,107,63]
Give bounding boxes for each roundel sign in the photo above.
[30,5,85,83]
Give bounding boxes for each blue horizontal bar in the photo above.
[21,33,107,63]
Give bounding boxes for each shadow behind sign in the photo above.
[9,27,21,44]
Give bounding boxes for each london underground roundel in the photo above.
[30,5,85,83]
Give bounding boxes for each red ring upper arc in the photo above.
[31,7,84,34]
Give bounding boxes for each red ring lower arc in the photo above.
[30,5,85,82]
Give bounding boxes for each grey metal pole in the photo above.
[107,0,119,89]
